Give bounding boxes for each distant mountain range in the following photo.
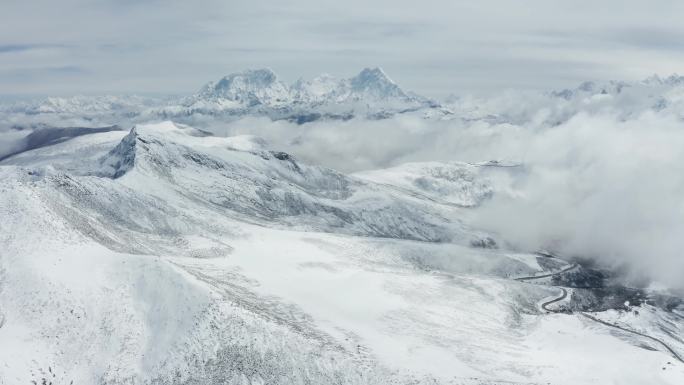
[0,67,438,125]
[4,70,684,128]
[158,67,438,123]
[439,73,684,126]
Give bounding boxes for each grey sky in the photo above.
[2,0,684,97]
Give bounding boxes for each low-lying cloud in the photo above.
[1,93,683,291]
[206,110,684,291]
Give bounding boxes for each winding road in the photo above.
[540,287,568,313]
[515,259,684,364]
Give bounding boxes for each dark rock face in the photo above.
[470,237,498,249]
[270,151,291,161]
[98,127,137,178]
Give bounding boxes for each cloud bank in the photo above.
[2,81,683,291]
[203,108,684,290]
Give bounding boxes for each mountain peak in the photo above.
[217,68,278,86]
[182,67,430,116]
[211,68,280,93]
[98,127,138,178]
[349,67,408,99]
[197,68,290,105]
[351,67,395,86]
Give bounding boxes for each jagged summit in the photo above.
[187,67,427,111]
[196,68,291,106]
[97,122,214,178]
[98,126,138,178]
[348,67,407,99]
[354,67,393,82]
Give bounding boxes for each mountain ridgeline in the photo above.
[159,67,438,123]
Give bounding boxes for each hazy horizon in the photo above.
[3,0,684,97]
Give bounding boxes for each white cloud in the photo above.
[199,105,684,290]
[3,0,684,96]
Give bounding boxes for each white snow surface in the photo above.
[1,122,683,385]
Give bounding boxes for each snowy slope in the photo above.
[353,161,523,208]
[1,122,684,385]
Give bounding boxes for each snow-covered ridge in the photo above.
[2,122,684,384]
[28,121,477,243]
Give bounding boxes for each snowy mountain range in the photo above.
[4,72,684,138]
[1,121,683,384]
[442,73,684,126]
[161,67,437,122]
[0,67,439,128]
[188,67,426,108]
[6,70,684,131]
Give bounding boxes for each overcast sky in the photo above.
[2,0,684,97]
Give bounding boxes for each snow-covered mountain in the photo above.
[2,122,683,384]
[7,71,684,130]
[0,67,438,127]
[437,73,684,126]
[192,67,422,106]
[194,68,292,107]
[345,67,413,101]
[165,67,436,121]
